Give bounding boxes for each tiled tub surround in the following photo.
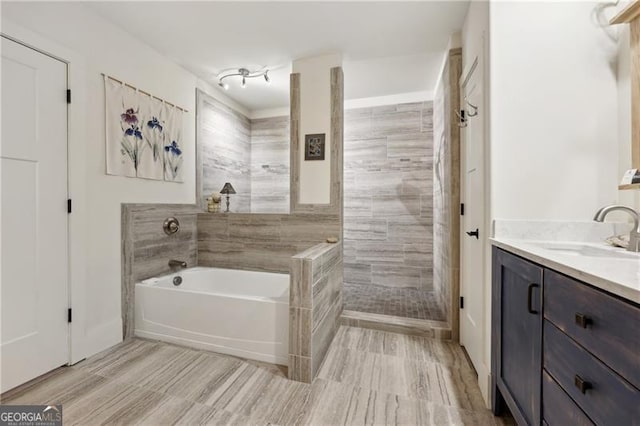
[197,213,340,273]
[121,203,200,338]
[289,243,343,382]
[196,90,290,213]
[343,101,436,320]
[492,220,639,302]
[122,207,343,374]
[433,48,463,338]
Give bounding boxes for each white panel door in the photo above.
[1,36,69,393]
[459,56,485,377]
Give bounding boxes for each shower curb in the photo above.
[340,310,452,340]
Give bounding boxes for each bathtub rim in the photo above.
[136,266,290,304]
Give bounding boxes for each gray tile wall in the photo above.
[199,94,252,212]
[121,203,200,338]
[343,102,434,294]
[433,49,462,338]
[122,206,342,342]
[197,213,340,273]
[250,116,290,213]
[198,91,290,214]
[289,243,343,382]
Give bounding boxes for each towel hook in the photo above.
[466,101,479,117]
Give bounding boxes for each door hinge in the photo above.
[456,109,467,127]
[67,199,72,214]
[460,297,464,309]
[460,203,465,216]
[68,308,72,323]
[66,89,71,104]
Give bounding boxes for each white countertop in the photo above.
[491,238,640,304]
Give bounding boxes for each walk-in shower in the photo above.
[342,101,445,323]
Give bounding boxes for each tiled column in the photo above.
[289,243,343,383]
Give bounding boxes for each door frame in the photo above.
[458,29,492,406]
[1,21,88,364]
[459,54,485,371]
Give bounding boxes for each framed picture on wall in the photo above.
[305,133,326,161]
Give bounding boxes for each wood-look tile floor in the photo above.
[1,326,513,425]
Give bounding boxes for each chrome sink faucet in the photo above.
[168,259,187,271]
[593,205,640,252]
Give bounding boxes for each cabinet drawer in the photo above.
[544,321,640,425]
[543,369,593,426]
[544,269,640,388]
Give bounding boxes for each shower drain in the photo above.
[173,276,183,286]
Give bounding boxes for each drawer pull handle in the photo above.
[574,375,592,394]
[575,313,592,328]
[527,283,539,314]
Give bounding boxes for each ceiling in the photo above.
[88,1,469,112]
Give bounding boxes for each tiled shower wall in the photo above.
[199,94,252,211]
[433,49,462,336]
[343,101,439,319]
[250,116,290,213]
[198,92,290,213]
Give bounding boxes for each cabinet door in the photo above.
[492,248,543,425]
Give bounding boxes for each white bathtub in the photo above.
[134,267,289,365]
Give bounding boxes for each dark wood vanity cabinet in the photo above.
[491,247,640,426]
[491,248,543,426]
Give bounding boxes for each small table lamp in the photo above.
[219,182,236,213]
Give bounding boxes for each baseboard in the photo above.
[83,317,123,360]
[340,310,452,339]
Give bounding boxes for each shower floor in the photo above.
[343,282,446,321]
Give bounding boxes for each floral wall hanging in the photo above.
[105,75,185,182]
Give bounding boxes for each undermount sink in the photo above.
[529,242,640,260]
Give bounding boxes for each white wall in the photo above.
[490,2,620,221]
[344,90,433,110]
[460,0,629,409]
[2,2,200,359]
[343,53,442,100]
[615,2,640,211]
[292,54,342,205]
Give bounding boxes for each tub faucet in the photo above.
[593,205,640,252]
[168,259,187,271]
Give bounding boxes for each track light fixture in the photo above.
[217,67,270,90]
